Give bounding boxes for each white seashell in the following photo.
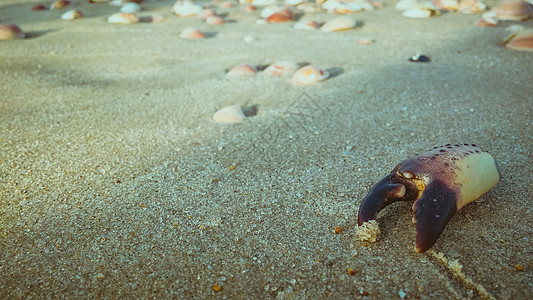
[213,105,246,123]
[107,12,138,24]
[61,9,83,20]
[403,7,433,17]
[172,0,203,17]
[291,65,329,85]
[294,19,320,30]
[320,16,356,32]
[239,0,277,5]
[121,2,141,13]
[322,0,363,14]
[396,0,419,10]
[285,0,305,5]
[264,61,298,76]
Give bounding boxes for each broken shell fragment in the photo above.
[264,60,298,76]
[505,29,533,52]
[320,16,356,32]
[32,4,48,11]
[108,12,138,24]
[213,105,246,123]
[180,28,206,39]
[0,24,25,40]
[227,64,258,76]
[61,9,84,20]
[492,0,532,21]
[291,65,329,85]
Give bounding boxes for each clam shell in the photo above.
[265,9,294,23]
[172,0,203,17]
[294,19,320,30]
[180,28,206,39]
[505,29,533,51]
[51,0,71,10]
[213,105,246,123]
[322,0,363,14]
[206,16,226,25]
[291,65,329,85]
[0,24,25,40]
[320,16,355,32]
[403,7,434,17]
[108,12,138,24]
[120,2,141,13]
[395,0,419,10]
[264,61,298,76]
[227,64,258,76]
[198,9,216,19]
[457,0,487,13]
[260,5,283,18]
[61,9,84,20]
[433,0,459,10]
[32,4,48,11]
[492,0,532,21]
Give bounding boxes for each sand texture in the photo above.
[1,0,532,298]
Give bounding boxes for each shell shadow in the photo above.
[24,30,53,39]
[326,67,344,78]
[242,105,259,117]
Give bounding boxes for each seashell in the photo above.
[491,0,532,21]
[227,64,258,76]
[51,0,71,10]
[213,105,246,123]
[294,19,320,30]
[322,0,363,14]
[61,9,84,20]
[286,0,305,5]
[32,4,48,11]
[197,9,216,19]
[180,28,206,39]
[457,0,486,13]
[0,24,25,40]
[433,0,458,10]
[172,0,203,17]
[291,65,329,85]
[108,12,138,24]
[239,0,276,5]
[476,11,499,26]
[260,5,283,18]
[505,29,533,51]
[121,2,141,13]
[320,16,355,32]
[264,60,298,76]
[206,16,226,25]
[244,5,257,12]
[266,9,294,23]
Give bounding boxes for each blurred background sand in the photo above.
[1,0,531,298]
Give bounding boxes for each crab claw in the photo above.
[357,144,500,253]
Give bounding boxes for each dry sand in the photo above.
[1,0,532,298]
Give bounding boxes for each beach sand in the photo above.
[1,0,531,298]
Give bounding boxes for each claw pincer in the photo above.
[358,144,500,253]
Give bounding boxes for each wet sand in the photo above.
[0,0,532,298]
